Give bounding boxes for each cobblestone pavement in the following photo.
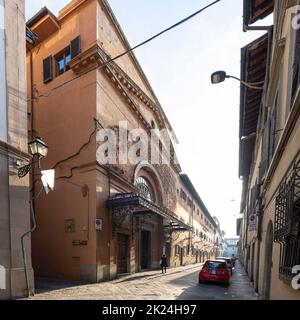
[28,261,258,300]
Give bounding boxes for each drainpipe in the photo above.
[21,200,36,297]
[20,49,37,298]
[244,24,271,32]
[20,186,43,297]
[29,51,35,204]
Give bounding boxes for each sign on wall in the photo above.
[248,213,257,230]
[0,0,7,143]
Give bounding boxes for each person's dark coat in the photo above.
[160,255,168,267]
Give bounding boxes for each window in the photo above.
[43,56,53,83]
[292,27,300,101]
[274,157,300,280]
[151,120,156,129]
[175,245,180,256]
[135,177,155,202]
[180,189,187,202]
[197,209,199,215]
[43,36,81,83]
[55,46,71,76]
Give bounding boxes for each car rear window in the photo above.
[206,262,226,269]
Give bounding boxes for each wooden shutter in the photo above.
[43,56,53,83]
[71,36,81,59]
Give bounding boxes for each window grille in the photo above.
[135,177,155,202]
[274,158,300,280]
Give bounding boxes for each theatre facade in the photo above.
[26,0,221,283]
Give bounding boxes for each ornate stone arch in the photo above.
[133,161,165,206]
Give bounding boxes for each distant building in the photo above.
[223,238,239,258]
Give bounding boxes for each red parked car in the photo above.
[199,260,230,287]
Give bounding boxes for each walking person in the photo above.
[160,254,168,274]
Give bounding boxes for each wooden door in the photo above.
[117,234,129,274]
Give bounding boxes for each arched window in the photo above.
[135,177,155,202]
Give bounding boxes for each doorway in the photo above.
[165,242,171,266]
[180,247,184,266]
[117,234,129,274]
[263,221,273,300]
[140,230,151,270]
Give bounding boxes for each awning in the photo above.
[107,193,191,232]
[243,0,274,26]
[26,7,60,46]
[239,32,270,178]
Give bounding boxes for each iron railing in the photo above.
[274,158,300,279]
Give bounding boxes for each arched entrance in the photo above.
[263,221,273,300]
[134,166,164,271]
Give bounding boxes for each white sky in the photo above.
[25,0,271,237]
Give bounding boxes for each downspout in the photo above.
[255,26,272,292]
[21,200,36,297]
[20,46,36,298]
[29,51,35,202]
[244,24,271,32]
[20,186,43,297]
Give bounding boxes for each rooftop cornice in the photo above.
[69,43,165,129]
[69,43,181,174]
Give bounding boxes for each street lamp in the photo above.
[18,137,49,178]
[211,70,264,90]
[28,137,48,158]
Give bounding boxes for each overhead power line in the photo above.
[102,0,221,68]
[33,0,221,100]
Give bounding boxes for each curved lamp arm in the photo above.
[211,71,264,90]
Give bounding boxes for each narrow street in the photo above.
[29,261,257,300]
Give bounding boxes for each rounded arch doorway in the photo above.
[133,165,165,271]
